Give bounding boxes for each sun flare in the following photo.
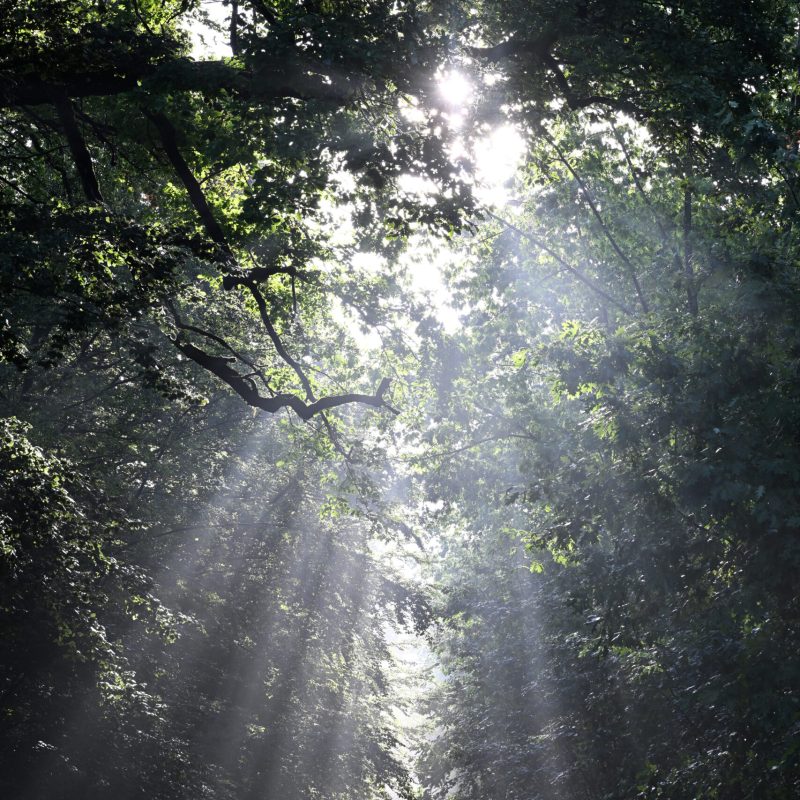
[474,124,526,205]
[438,70,474,109]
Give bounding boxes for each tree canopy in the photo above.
[3,1,800,798]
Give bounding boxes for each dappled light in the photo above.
[473,124,526,205]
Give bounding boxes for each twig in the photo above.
[541,129,649,312]
[484,209,634,315]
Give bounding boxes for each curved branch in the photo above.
[468,36,640,117]
[222,264,308,290]
[244,279,315,400]
[1,56,359,109]
[466,32,558,62]
[146,110,233,255]
[540,54,640,116]
[167,300,273,392]
[176,341,394,420]
[150,110,316,403]
[148,111,389,419]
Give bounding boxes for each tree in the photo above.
[5,2,800,799]
[410,3,800,798]
[0,0,472,420]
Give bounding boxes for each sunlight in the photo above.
[438,71,473,131]
[474,124,526,206]
[401,242,462,333]
[189,0,231,59]
[438,71,474,109]
[437,70,525,206]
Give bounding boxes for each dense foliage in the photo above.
[415,2,800,797]
[3,1,800,799]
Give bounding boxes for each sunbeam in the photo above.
[5,3,800,800]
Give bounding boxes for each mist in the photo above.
[2,2,800,799]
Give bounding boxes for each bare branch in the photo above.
[166,300,273,392]
[144,105,389,420]
[468,35,640,116]
[0,56,359,109]
[146,110,232,255]
[466,31,557,62]
[540,54,640,116]
[176,340,394,420]
[244,279,316,400]
[222,264,308,290]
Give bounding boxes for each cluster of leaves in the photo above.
[0,416,181,798]
[414,2,800,798]
[0,0,474,420]
[0,309,426,798]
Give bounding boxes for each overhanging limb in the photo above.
[175,341,395,420]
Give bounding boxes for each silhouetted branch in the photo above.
[147,110,232,254]
[229,0,241,55]
[166,300,273,392]
[149,111,393,419]
[540,54,640,115]
[468,35,640,116]
[244,280,316,400]
[466,32,557,62]
[221,264,308,290]
[0,57,359,108]
[249,0,281,28]
[175,341,394,420]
